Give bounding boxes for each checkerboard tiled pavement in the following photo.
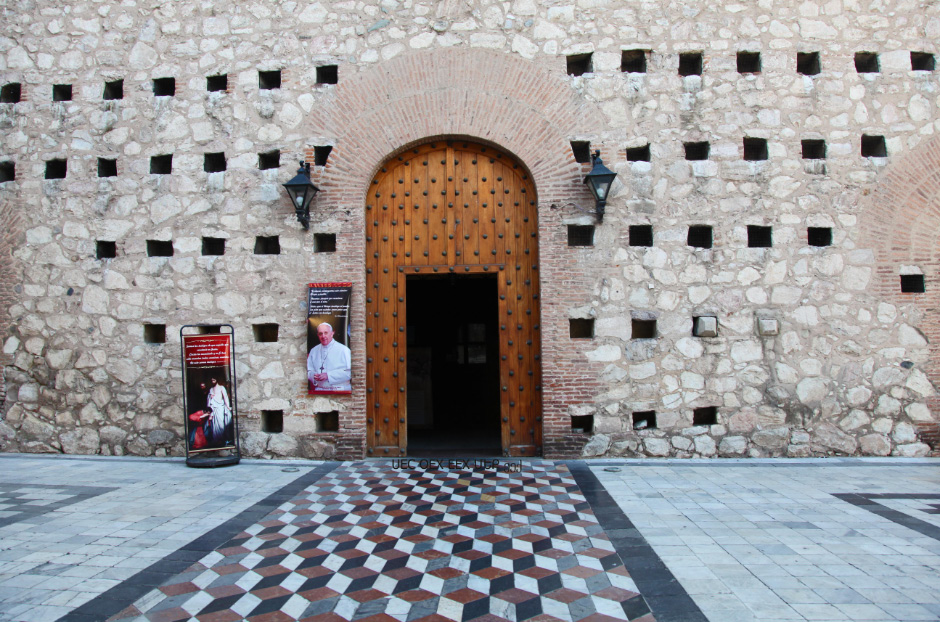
[108,462,656,622]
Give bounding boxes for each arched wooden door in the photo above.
[365,140,542,457]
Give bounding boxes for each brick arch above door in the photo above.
[859,134,940,423]
[306,47,607,209]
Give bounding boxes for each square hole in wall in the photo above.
[567,53,593,76]
[147,240,174,257]
[693,406,718,426]
[633,410,656,430]
[202,237,225,256]
[747,225,773,248]
[96,240,116,259]
[900,274,925,293]
[808,227,832,247]
[569,318,594,339]
[314,146,333,166]
[144,324,166,343]
[570,141,592,163]
[207,74,228,92]
[253,323,279,342]
[314,233,337,253]
[259,70,281,90]
[797,52,821,75]
[317,411,339,432]
[567,225,595,247]
[629,224,653,247]
[150,154,172,174]
[45,159,67,180]
[802,139,827,159]
[688,225,713,248]
[0,161,14,183]
[258,150,280,170]
[197,325,222,334]
[153,77,175,96]
[254,236,280,255]
[204,152,226,173]
[684,141,710,161]
[632,319,656,339]
[692,315,718,338]
[316,65,338,84]
[571,414,593,434]
[53,84,73,102]
[855,52,880,73]
[861,135,887,157]
[262,410,284,433]
[103,79,123,100]
[97,158,117,178]
[621,49,647,73]
[912,52,936,71]
[626,144,651,162]
[678,52,703,76]
[737,51,761,73]
[1,83,21,103]
[743,138,768,161]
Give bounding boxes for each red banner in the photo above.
[184,335,231,368]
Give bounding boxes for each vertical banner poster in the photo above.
[307,283,352,395]
[183,334,237,453]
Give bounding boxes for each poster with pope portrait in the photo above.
[307,283,352,395]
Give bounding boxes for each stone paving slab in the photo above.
[592,459,940,622]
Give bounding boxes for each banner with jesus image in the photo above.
[307,283,352,395]
[182,333,236,453]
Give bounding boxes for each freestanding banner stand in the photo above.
[180,325,241,468]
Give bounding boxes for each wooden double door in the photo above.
[365,141,542,457]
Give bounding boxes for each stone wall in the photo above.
[0,0,937,459]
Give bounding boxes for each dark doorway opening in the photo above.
[406,275,501,457]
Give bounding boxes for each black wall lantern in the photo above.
[282,161,320,230]
[583,150,617,222]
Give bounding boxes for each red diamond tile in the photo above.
[298,566,332,579]
[196,611,244,622]
[491,587,538,604]
[252,585,292,601]
[593,586,641,602]
[472,567,511,580]
[158,582,198,597]
[494,549,530,560]
[341,566,378,579]
[384,567,421,580]
[562,565,602,579]
[428,566,463,580]
[349,588,390,603]
[297,586,340,601]
[518,566,556,580]
[205,584,246,599]
[545,587,588,603]
[255,564,290,577]
[397,589,438,602]
[445,587,488,604]
[148,607,190,622]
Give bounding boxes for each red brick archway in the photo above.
[302,48,611,457]
[860,135,940,426]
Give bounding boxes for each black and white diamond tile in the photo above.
[0,483,114,528]
[109,462,654,622]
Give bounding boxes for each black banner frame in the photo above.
[180,324,241,468]
[306,282,353,395]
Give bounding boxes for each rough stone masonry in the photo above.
[0,0,938,459]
